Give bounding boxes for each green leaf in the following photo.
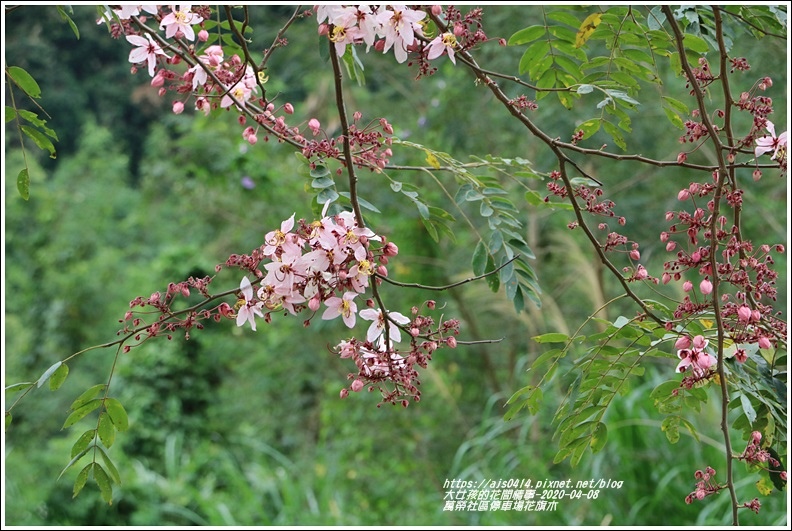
[62,399,103,429]
[739,393,757,424]
[509,25,547,45]
[5,382,35,393]
[7,66,42,98]
[683,34,709,53]
[57,446,90,481]
[105,398,129,431]
[309,164,330,178]
[71,430,96,458]
[71,384,107,410]
[577,118,601,139]
[533,333,569,344]
[472,241,488,276]
[485,253,499,292]
[576,84,595,94]
[390,181,402,192]
[97,412,116,449]
[17,168,30,201]
[5,413,11,430]
[519,41,550,76]
[95,446,122,485]
[18,109,58,140]
[21,126,57,158]
[602,120,627,150]
[92,463,113,504]
[414,200,430,220]
[73,464,91,498]
[57,5,81,39]
[337,192,381,213]
[663,107,685,130]
[421,218,439,243]
[311,176,335,189]
[661,415,681,443]
[480,202,494,217]
[5,106,16,123]
[49,363,69,391]
[590,422,608,453]
[37,361,63,389]
[317,188,339,204]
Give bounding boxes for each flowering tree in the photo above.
[4,4,787,524]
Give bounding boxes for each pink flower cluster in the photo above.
[224,209,461,405]
[229,209,392,331]
[317,5,428,64]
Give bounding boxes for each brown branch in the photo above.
[663,5,739,524]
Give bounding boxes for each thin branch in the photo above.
[378,256,519,291]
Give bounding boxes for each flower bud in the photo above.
[151,72,165,87]
[678,189,690,201]
[662,272,671,284]
[247,134,258,145]
[630,249,640,260]
[700,278,713,294]
[677,152,687,164]
[284,103,294,115]
[340,388,349,399]
[758,336,772,349]
[172,101,185,114]
[446,336,457,348]
[683,280,693,292]
[431,5,443,15]
[427,300,436,310]
[308,294,321,312]
[351,379,364,392]
[198,29,209,42]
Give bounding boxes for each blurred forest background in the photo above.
[3,5,788,526]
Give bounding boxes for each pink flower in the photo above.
[737,305,752,323]
[263,214,296,256]
[308,118,321,136]
[160,5,204,41]
[172,101,184,114]
[426,32,458,64]
[236,276,264,331]
[322,291,358,328]
[755,121,788,160]
[359,308,411,343]
[683,280,693,292]
[376,5,426,63]
[676,336,716,376]
[126,33,169,77]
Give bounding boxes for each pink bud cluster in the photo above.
[662,181,785,363]
[684,466,724,505]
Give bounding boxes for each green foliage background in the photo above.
[3,5,788,526]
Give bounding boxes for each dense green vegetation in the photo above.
[4,5,787,526]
